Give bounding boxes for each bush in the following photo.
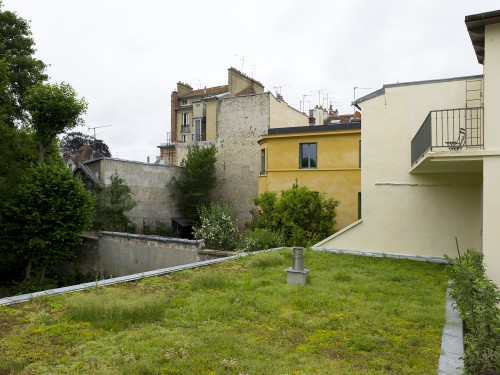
[446,249,500,374]
[193,203,240,251]
[242,228,284,252]
[250,184,339,247]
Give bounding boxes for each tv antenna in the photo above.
[273,85,289,96]
[235,55,252,72]
[353,87,372,107]
[250,64,260,79]
[88,124,112,147]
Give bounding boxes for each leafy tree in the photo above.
[251,184,339,246]
[24,82,88,164]
[60,131,111,157]
[0,1,48,126]
[1,162,95,284]
[95,173,137,232]
[172,143,217,219]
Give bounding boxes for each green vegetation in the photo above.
[193,202,240,251]
[242,227,285,252]
[251,184,339,247]
[1,163,95,291]
[24,81,88,164]
[447,249,500,374]
[0,1,48,126]
[94,173,137,232]
[0,2,93,293]
[171,143,217,220]
[0,250,448,374]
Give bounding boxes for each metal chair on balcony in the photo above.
[446,128,466,151]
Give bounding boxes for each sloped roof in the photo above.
[235,85,257,96]
[181,85,229,98]
[64,145,105,164]
[465,9,500,65]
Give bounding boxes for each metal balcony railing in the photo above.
[411,107,483,165]
[180,124,190,133]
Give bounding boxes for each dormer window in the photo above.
[181,99,189,106]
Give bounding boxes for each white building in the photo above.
[317,10,500,288]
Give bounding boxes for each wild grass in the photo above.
[0,249,448,374]
[65,287,167,330]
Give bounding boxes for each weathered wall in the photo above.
[215,94,272,224]
[64,233,202,278]
[84,158,182,230]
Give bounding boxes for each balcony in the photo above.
[180,124,190,134]
[411,107,483,166]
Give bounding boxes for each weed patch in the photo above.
[65,287,167,330]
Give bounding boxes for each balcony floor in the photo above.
[410,150,487,173]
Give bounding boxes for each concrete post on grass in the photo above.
[287,247,309,285]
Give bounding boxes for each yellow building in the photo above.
[258,122,361,230]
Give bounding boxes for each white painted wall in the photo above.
[317,78,483,258]
[482,23,500,287]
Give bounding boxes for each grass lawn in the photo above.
[0,249,448,374]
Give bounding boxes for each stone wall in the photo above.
[63,232,202,278]
[215,93,272,224]
[84,158,182,230]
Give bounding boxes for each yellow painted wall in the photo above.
[259,129,361,230]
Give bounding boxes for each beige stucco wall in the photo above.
[482,23,500,286]
[317,78,483,258]
[206,99,218,141]
[85,158,182,229]
[269,95,308,128]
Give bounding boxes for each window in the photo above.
[182,134,187,143]
[181,99,189,106]
[193,118,206,141]
[299,143,317,168]
[260,149,266,175]
[182,112,189,126]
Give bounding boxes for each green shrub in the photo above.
[242,228,284,252]
[193,203,240,251]
[446,249,500,374]
[250,184,339,247]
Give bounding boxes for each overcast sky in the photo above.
[3,1,499,162]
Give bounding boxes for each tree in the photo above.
[251,184,339,246]
[94,173,137,232]
[0,1,48,126]
[60,131,112,157]
[24,82,88,164]
[172,143,217,219]
[1,162,95,284]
